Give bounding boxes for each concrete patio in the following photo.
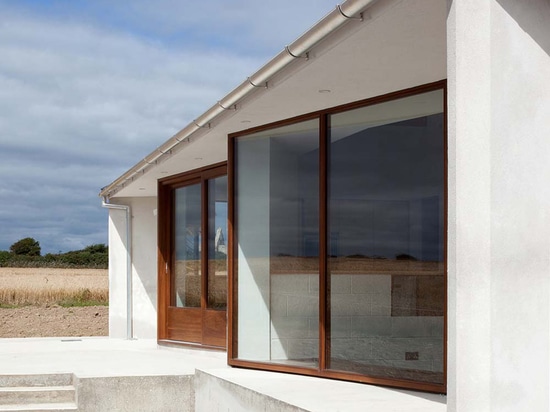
[0,338,446,411]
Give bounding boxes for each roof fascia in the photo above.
[99,0,379,199]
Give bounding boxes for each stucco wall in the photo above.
[447,0,550,410]
[107,206,128,339]
[107,197,158,339]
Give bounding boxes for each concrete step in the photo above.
[0,402,77,412]
[0,387,75,406]
[195,370,309,412]
[0,376,73,389]
[0,402,77,411]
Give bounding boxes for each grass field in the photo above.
[0,267,108,307]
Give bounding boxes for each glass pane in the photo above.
[328,90,445,385]
[173,183,202,308]
[236,119,319,367]
[208,176,228,309]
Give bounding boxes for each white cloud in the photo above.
[0,0,336,253]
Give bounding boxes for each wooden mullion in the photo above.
[200,177,209,312]
[157,182,169,340]
[227,135,237,360]
[319,114,329,371]
[443,80,448,394]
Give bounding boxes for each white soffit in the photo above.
[103,0,446,199]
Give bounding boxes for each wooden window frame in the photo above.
[227,80,447,393]
[157,161,228,348]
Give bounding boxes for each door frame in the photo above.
[158,161,228,348]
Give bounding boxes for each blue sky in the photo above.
[0,0,336,253]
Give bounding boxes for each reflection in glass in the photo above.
[208,176,228,309]
[328,90,445,384]
[173,183,202,308]
[236,119,319,366]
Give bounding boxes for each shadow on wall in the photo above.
[446,0,550,57]
[497,0,550,55]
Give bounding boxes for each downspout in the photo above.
[102,197,133,340]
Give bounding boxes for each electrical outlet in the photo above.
[405,351,419,360]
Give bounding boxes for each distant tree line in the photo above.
[0,237,108,269]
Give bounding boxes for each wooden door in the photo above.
[158,164,227,348]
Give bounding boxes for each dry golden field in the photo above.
[0,267,109,337]
[0,267,108,306]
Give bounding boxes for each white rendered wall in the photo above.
[447,1,550,410]
[128,197,158,338]
[107,206,129,339]
[107,197,158,339]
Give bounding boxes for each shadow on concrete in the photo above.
[496,0,550,56]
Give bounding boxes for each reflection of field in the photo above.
[174,260,227,309]
[269,256,444,275]
[0,267,108,306]
[247,256,445,317]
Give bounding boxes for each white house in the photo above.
[100,0,550,409]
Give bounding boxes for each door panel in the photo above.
[173,183,202,308]
[159,163,227,348]
[203,310,227,347]
[207,176,228,310]
[166,307,202,343]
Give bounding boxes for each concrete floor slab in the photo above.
[0,337,227,378]
[0,338,447,411]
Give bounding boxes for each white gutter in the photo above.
[101,198,133,340]
[99,0,377,199]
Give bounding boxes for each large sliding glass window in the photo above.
[230,82,446,392]
[235,119,319,366]
[328,90,445,385]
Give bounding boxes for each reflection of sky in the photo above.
[174,178,228,259]
[330,114,444,261]
[215,202,228,239]
[213,176,228,247]
[267,113,444,262]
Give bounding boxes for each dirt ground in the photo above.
[0,267,108,338]
[0,304,108,338]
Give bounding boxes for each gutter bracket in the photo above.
[285,46,309,60]
[247,77,268,88]
[337,4,364,21]
[193,120,211,129]
[218,101,238,110]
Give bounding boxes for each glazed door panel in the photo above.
[159,165,227,348]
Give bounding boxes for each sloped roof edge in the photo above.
[99,0,378,199]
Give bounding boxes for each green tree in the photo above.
[0,250,11,266]
[10,237,41,256]
[84,244,108,254]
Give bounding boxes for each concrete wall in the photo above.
[271,273,443,373]
[108,197,158,339]
[107,205,129,339]
[447,0,550,410]
[76,375,193,412]
[194,370,309,412]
